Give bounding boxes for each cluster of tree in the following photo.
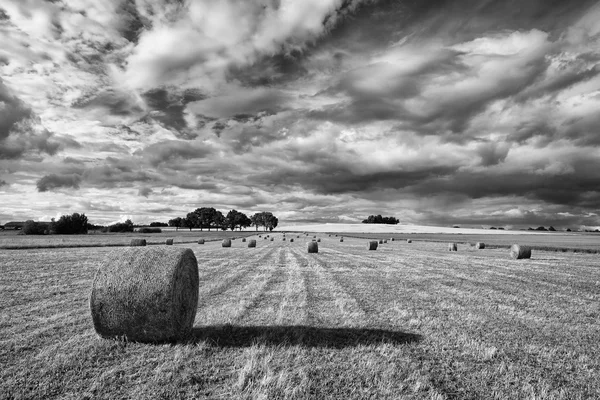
[168,208,278,232]
[527,226,557,231]
[489,227,505,230]
[149,222,168,227]
[105,219,134,233]
[23,220,50,235]
[362,215,400,225]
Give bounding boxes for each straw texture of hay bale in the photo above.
[89,247,199,343]
[510,244,531,259]
[130,239,146,247]
[369,241,378,250]
[308,241,318,253]
[198,239,205,245]
[165,239,174,245]
[248,240,257,248]
[222,239,232,248]
[448,243,457,251]
[475,242,485,249]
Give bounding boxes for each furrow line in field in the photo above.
[289,248,369,328]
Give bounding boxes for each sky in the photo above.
[1,0,600,229]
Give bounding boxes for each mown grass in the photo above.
[1,234,599,399]
[0,230,256,250]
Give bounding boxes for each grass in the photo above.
[1,234,600,398]
[0,230,257,250]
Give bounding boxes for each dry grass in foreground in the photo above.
[1,235,599,399]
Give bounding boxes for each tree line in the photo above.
[362,215,399,225]
[168,208,278,231]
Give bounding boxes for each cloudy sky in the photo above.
[1,0,600,228]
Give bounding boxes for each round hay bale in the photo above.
[270,237,274,241]
[248,240,257,248]
[197,239,205,245]
[222,239,232,248]
[510,244,531,259]
[378,240,383,244]
[407,239,412,243]
[165,239,174,246]
[307,241,318,253]
[448,243,457,251]
[283,237,286,241]
[242,238,246,242]
[475,242,485,249]
[130,239,146,247]
[264,237,268,240]
[317,238,321,242]
[89,247,199,343]
[340,238,344,242]
[368,241,378,250]
[383,240,388,243]
[297,235,300,238]
[290,238,294,242]
[391,238,395,241]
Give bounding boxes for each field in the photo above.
[2,232,600,399]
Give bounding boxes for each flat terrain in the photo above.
[1,234,599,399]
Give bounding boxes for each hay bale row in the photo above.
[90,247,199,343]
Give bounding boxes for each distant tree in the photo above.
[250,212,279,231]
[23,220,46,235]
[536,226,548,231]
[107,219,134,233]
[52,213,89,234]
[566,228,572,232]
[528,227,534,231]
[548,226,556,231]
[362,215,399,224]
[453,225,460,228]
[168,217,183,231]
[498,227,504,230]
[490,227,497,230]
[225,210,252,231]
[150,222,168,227]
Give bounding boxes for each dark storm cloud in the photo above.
[36,173,82,192]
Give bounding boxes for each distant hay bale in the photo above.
[130,239,146,247]
[290,238,294,242]
[407,239,412,243]
[378,240,383,244]
[297,235,300,238]
[165,239,173,245]
[510,244,531,259]
[340,238,344,242]
[313,235,316,238]
[368,241,378,250]
[448,243,457,251]
[283,237,286,241]
[197,239,205,245]
[222,239,232,248]
[89,247,199,343]
[248,240,256,248]
[317,238,321,242]
[383,240,388,243]
[475,242,485,249]
[308,241,318,253]
[270,237,274,241]
[242,238,246,242]
[391,238,395,241]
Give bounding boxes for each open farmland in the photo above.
[2,234,600,399]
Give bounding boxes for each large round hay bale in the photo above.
[510,244,531,259]
[248,240,257,248]
[89,247,199,343]
[407,239,412,243]
[475,242,485,249]
[242,238,246,242]
[448,243,457,251]
[222,239,232,248]
[308,241,318,253]
[198,239,205,245]
[165,239,174,245]
[369,241,378,250]
[130,239,146,247]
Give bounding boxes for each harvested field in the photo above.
[1,235,599,399]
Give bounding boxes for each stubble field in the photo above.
[1,233,599,399]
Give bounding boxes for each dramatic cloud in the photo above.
[2,0,600,228]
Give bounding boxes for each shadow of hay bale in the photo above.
[191,325,421,348]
